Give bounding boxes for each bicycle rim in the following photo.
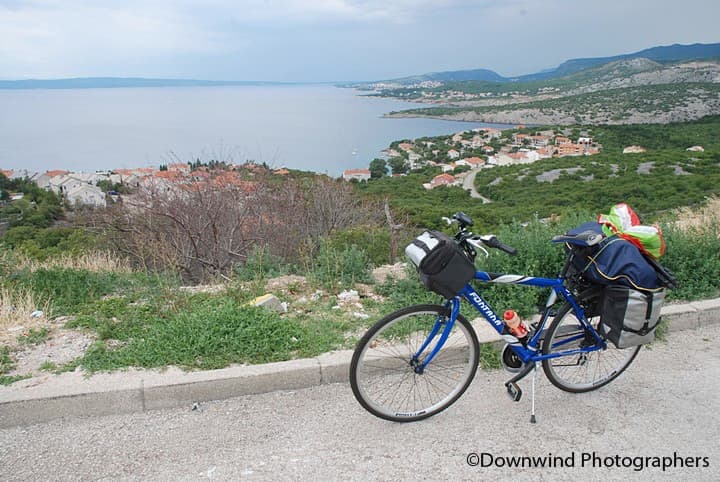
[350,305,479,422]
[542,294,641,393]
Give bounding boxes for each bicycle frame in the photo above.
[415,269,608,370]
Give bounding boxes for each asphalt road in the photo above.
[461,168,492,204]
[2,325,719,481]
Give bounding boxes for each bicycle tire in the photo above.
[350,304,479,422]
[541,289,641,393]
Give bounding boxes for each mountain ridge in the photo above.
[372,42,720,86]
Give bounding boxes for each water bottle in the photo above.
[503,310,529,344]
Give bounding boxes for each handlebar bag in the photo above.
[405,230,475,299]
[599,285,665,348]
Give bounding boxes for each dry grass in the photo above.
[1,251,134,273]
[672,196,720,232]
[0,287,50,333]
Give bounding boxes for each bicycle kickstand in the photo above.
[530,362,538,424]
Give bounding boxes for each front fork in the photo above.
[412,298,461,373]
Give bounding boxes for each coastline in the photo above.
[383,105,720,126]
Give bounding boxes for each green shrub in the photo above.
[661,222,720,301]
[234,245,295,281]
[2,227,96,260]
[17,327,50,346]
[306,240,372,288]
[70,299,343,371]
[5,268,172,316]
[327,226,391,266]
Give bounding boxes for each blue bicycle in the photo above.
[350,212,643,423]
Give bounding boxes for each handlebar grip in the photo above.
[496,242,517,256]
[483,235,517,256]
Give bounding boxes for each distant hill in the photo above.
[368,42,720,85]
[0,77,293,89]
[517,42,720,81]
[380,68,506,85]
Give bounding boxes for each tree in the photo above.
[369,158,388,179]
[388,157,409,175]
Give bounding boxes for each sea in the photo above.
[0,84,509,176]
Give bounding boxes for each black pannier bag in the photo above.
[405,230,476,299]
[599,285,665,348]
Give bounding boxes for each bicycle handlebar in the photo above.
[479,235,517,256]
[445,212,517,257]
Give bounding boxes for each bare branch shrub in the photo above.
[98,172,382,283]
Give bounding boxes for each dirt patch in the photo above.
[371,263,408,284]
[8,327,96,377]
[673,196,720,231]
[2,314,96,378]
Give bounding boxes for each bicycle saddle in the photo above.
[551,230,604,247]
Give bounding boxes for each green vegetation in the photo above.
[64,294,345,371]
[0,346,28,385]
[0,175,63,227]
[356,117,720,230]
[0,117,719,382]
[16,327,50,346]
[0,174,95,259]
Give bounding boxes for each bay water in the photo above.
[0,84,507,176]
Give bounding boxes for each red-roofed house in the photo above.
[513,133,529,145]
[463,157,485,168]
[34,170,70,189]
[398,142,414,153]
[430,173,455,188]
[557,143,583,157]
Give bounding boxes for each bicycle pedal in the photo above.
[505,382,522,402]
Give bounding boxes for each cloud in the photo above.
[0,1,236,77]
[1,0,718,80]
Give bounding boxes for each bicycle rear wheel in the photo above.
[542,289,641,393]
[350,304,479,422]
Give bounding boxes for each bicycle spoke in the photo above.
[542,292,641,392]
[350,305,479,421]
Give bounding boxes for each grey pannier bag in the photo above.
[599,285,665,348]
[405,230,476,299]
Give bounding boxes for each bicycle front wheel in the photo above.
[350,304,479,422]
[542,289,641,393]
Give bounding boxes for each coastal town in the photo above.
[0,163,291,209]
[3,125,705,209]
[342,126,603,189]
[1,125,604,208]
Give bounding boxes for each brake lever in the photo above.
[466,238,489,258]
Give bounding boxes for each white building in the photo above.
[65,184,107,208]
[342,169,371,182]
[65,183,106,208]
[49,175,85,195]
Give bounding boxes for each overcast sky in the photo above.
[1,0,719,82]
